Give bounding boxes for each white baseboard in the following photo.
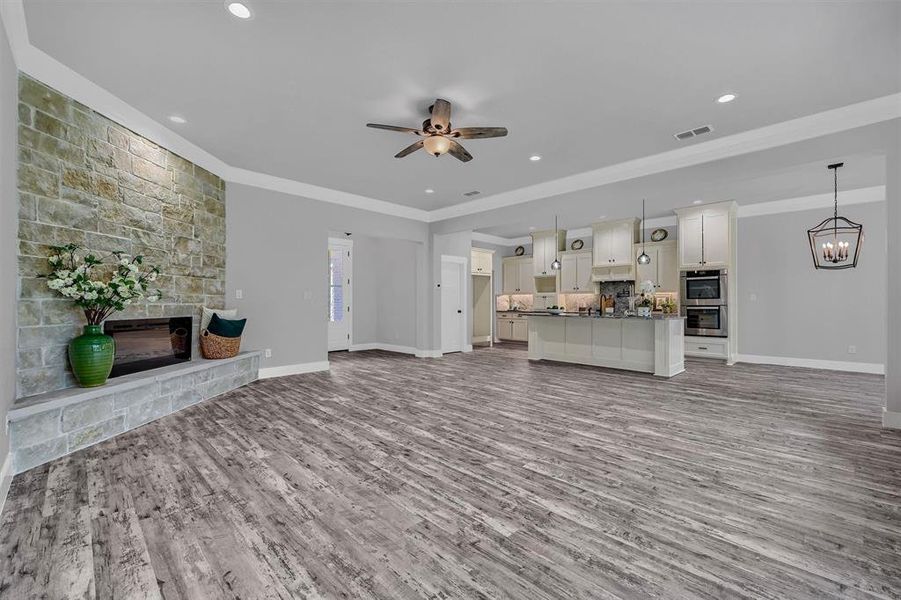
[883,408,901,429]
[350,343,417,354]
[0,453,12,520]
[259,361,330,379]
[351,343,443,358]
[737,354,884,374]
[472,335,491,344]
[464,344,473,353]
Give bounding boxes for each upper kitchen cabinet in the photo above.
[591,218,639,282]
[674,201,737,269]
[471,248,493,275]
[634,241,678,292]
[531,229,566,277]
[501,257,535,294]
[559,250,593,293]
[592,218,639,267]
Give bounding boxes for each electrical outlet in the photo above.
[264,348,272,358]
[749,293,757,302]
[848,345,857,354]
[235,289,243,299]
[303,290,313,300]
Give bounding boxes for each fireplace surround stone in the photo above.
[7,351,260,474]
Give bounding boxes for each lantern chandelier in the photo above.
[806,162,863,270]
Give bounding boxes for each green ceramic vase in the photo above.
[68,325,115,388]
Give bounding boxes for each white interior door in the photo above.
[441,257,466,354]
[328,238,352,351]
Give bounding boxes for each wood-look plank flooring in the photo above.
[2,345,901,599]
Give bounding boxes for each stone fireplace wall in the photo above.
[16,74,226,397]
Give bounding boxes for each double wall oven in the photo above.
[680,269,727,337]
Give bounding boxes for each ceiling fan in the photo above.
[366,99,508,163]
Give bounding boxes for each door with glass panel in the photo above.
[328,238,353,351]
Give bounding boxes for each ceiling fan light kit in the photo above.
[367,98,507,163]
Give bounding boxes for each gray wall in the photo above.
[352,235,419,349]
[738,201,886,365]
[0,20,17,475]
[226,183,428,369]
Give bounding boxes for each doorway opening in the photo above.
[328,238,353,351]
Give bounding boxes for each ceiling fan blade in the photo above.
[447,139,473,163]
[367,123,422,134]
[394,140,424,158]
[451,127,508,139]
[429,99,452,133]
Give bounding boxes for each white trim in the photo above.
[737,185,885,218]
[477,186,885,246]
[350,343,443,358]
[2,0,897,225]
[883,408,901,430]
[0,453,12,519]
[258,361,330,379]
[736,354,884,375]
[472,232,516,246]
[349,343,417,355]
[430,95,901,222]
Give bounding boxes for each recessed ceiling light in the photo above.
[693,200,703,205]
[168,115,186,124]
[529,155,542,162]
[717,93,737,104]
[227,2,252,19]
[424,188,434,194]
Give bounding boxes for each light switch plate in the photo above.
[264,348,272,358]
[235,289,243,299]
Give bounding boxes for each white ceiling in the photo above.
[467,123,894,239]
[22,0,900,214]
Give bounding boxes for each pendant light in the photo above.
[637,199,651,265]
[806,162,863,270]
[551,215,562,270]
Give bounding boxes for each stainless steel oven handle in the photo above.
[684,276,721,280]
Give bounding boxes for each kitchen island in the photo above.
[527,314,685,377]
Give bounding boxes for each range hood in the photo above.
[591,266,635,283]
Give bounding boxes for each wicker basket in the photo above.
[200,330,241,359]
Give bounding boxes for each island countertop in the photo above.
[527,313,685,377]
[521,312,685,320]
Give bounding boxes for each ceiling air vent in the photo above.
[463,190,481,197]
[673,124,714,141]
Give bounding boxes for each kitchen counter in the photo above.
[520,311,684,320]
[527,313,684,377]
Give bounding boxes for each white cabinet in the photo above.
[471,249,493,275]
[531,230,566,277]
[533,293,558,310]
[593,219,638,267]
[497,312,529,341]
[559,251,593,293]
[675,202,735,269]
[634,241,678,292]
[501,257,534,294]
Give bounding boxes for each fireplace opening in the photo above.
[105,317,192,378]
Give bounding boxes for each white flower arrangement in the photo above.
[43,244,163,326]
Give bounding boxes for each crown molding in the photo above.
[2,0,898,226]
[471,232,517,246]
[0,0,429,223]
[429,95,900,223]
[476,186,885,245]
